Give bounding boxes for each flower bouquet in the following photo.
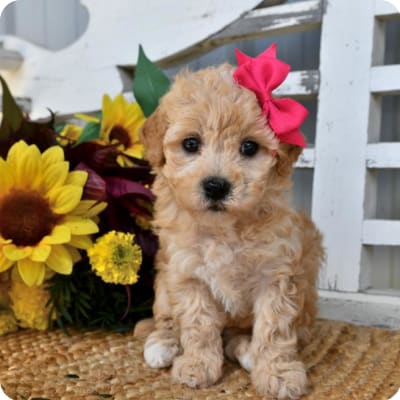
[0,47,169,334]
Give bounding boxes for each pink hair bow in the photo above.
[233,43,308,148]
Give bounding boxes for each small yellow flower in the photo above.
[88,231,142,285]
[9,274,54,331]
[58,124,83,145]
[0,310,17,335]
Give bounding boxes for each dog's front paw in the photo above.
[251,360,308,399]
[144,330,181,368]
[171,353,223,388]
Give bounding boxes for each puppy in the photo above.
[139,63,323,399]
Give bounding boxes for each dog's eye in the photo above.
[182,137,201,153]
[240,140,259,157]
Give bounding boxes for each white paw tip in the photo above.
[144,342,177,368]
[238,353,253,372]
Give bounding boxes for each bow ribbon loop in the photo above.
[233,44,308,148]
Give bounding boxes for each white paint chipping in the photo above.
[274,70,319,98]
[244,0,321,19]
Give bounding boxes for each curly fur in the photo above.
[138,64,324,399]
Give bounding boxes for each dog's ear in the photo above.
[274,143,303,177]
[140,108,168,168]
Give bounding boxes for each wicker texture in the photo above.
[0,319,399,400]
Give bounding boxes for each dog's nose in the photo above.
[202,176,231,201]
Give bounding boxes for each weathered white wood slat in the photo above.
[370,65,400,95]
[311,0,376,292]
[375,0,400,19]
[295,148,315,168]
[274,70,319,98]
[212,0,322,42]
[363,220,400,245]
[0,48,23,69]
[318,290,400,328]
[159,0,323,69]
[366,143,400,168]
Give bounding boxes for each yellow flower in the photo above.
[9,275,54,330]
[0,271,10,308]
[0,310,17,335]
[77,94,146,167]
[0,140,107,286]
[88,231,142,285]
[58,124,83,145]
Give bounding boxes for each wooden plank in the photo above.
[311,0,376,291]
[370,65,400,95]
[0,48,23,69]
[375,0,400,19]
[274,70,319,98]
[363,219,400,245]
[159,0,322,69]
[318,289,400,328]
[366,143,400,168]
[295,147,315,168]
[212,0,322,42]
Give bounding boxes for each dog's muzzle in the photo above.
[202,176,231,202]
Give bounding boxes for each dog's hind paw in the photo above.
[144,331,181,368]
[224,334,253,372]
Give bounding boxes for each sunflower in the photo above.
[0,141,107,286]
[76,94,146,167]
[88,230,142,285]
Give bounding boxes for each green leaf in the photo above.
[75,121,101,146]
[0,76,58,158]
[133,45,170,117]
[0,75,24,134]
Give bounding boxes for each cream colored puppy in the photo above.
[139,64,323,399]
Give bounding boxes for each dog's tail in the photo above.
[133,318,155,338]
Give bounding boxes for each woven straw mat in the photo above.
[0,319,399,400]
